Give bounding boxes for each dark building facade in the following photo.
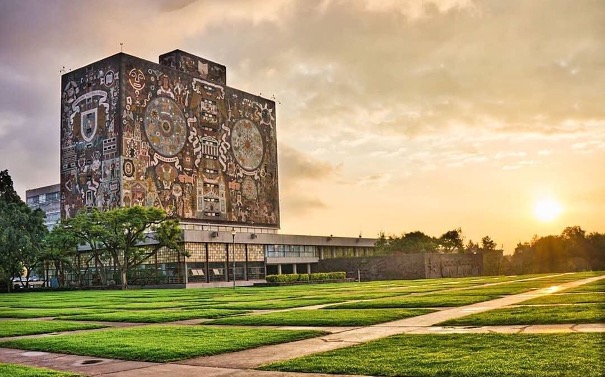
[60,50,279,228]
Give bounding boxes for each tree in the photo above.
[43,222,81,287]
[465,239,480,254]
[587,232,605,271]
[17,208,48,287]
[93,206,183,289]
[61,208,108,286]
[396,231,438,253]
[481,236,497,251]
[0,170,48,291]
[438,228,464,253]
[0,169,21,203]
[374,230,438,254]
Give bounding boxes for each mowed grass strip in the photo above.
[208,308,434,326]
[102,301,201,310]
[439,303,604,326]
[0,363,80,377]
[0,320,106,337]
[567,279,605,293]
[0,325,325,362]
[326,295,497,309]
[61,308,248,323]
[518,292,605,305]
[260,333,605,377]
[0,308,114,319]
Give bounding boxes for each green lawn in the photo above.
[208,308,434,326]
[0,363,80,377]
[439,303,604,326]
[206,297,345,310]
[61,308,247,323]
[518,292,604,305]
[566,279,605,293]
[326,295,498,309]
[0,325,326,362]
[0,308,113,319]
[0,320,105,337]
[260,333,605,377]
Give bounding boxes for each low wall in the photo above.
[316,253,484,281]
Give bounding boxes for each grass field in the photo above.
[0,363,80,377]
[0,320,105,337]
[0,325,326,362]
[61,308,248,323]
[208,308,434,326]
[260,333,605,377]
[326,294,499,309]
[0,271,602,375]
[439,303,604,326]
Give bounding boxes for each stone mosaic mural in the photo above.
[61,51,279,228]
[61,56,122,217]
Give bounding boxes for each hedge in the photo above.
[266,272,346,283]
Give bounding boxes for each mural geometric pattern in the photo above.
[60,51,280,228]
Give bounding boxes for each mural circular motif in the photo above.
[242,177,258,200]
[144,97,187,157]
[231,119,264,171]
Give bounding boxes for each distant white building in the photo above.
[26,184,61,230]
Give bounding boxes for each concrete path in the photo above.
[0,274,602,376]
[178,274,605,369]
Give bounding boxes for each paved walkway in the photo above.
[0,274,602,376]
[178,274,605,369]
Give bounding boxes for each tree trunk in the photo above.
[120,269,128,290]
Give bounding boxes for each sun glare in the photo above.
[534,198,562,222]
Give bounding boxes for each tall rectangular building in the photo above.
[60,51,279,228]
[26,184,61,230]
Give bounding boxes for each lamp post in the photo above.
[231,227,236,289]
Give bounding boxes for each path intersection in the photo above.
[0,274,602,376]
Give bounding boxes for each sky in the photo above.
[0,0,603,253]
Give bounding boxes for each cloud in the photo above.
[281,195,327,215]
[356,173,392,187]
[279,143,340,182]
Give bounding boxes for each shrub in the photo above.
[265,272,346,284]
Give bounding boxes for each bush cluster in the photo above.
[266,272,346,283]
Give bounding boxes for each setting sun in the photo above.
[534,198,563,222]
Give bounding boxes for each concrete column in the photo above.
[244,244,249,281]
[183,259,188,285]
[225,244,229,282]
[277,264,282,275]
[306,263,311,274]
[293,264,297,274]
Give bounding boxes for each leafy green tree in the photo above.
[96,206,184,289]
[587,232,605,270]
[43,222,80,287]
[375,231,438,254]
[481,236,497,251]
[0,169,21,203]
[0,170,48,291]
[61,208,108,285]
[465,239,480,254]
[17,208,48,287]
[438,228,464,253]
[396,231,438,253]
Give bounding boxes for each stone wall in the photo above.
[316,252,484,281]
